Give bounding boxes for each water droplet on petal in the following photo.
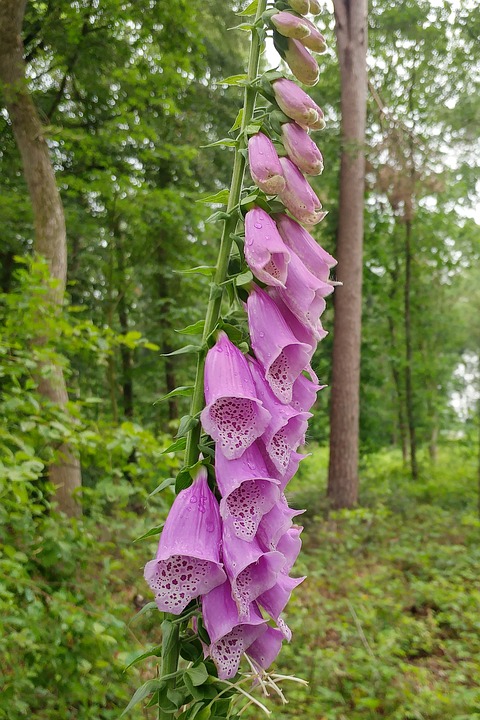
[259,331,265,338]
[254,222,262,229]
[190,496,197,503]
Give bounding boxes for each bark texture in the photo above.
[327,0,368,509]
[0,0,82,516]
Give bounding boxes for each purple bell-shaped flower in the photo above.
[291,372,325,413]
[222,517,285,620]
[247,286,312,404]
[276,212,336,282]
[215,442,280,542]
[202,580,266,679]
[258,573,305,639]
[277,249,333,339]
[144,466,226,614]
[244,207,290,288]
[256,495,305,551]
[269,287,327,349]
[246,626,285,670]
[249,357,311,475]
[200,332,271,459]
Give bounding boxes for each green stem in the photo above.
[158,6,267,718]
[184,0,266,469]
[158,622,179,720]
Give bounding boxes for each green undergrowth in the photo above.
[253,444,480,720]
[2,444,479,719]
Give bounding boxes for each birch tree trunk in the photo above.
[327,0,368,509]
[0,0,82,516]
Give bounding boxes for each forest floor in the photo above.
[3,445,479,720]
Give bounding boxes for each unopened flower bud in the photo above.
[284,39,319,86]
[272,78,322,129]
[281,122,324,175]
[278,156,325,225]
[287,0,310,14]
[299,17,327,52]
[248,132,286,195]
[271,11,311,39]
[309,0,321,14]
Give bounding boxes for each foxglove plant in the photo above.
[136,2,336,718]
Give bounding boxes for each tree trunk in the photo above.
[0,0,82,516]
[116,233,134,420]
[327,0,368,509]
[404,216,418,480]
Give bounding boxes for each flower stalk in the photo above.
[184,0,268,470]
[158,3,267,716]
[139,0,337,715]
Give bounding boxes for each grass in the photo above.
[249,443,480,720]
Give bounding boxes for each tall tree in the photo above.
[0,0,81,516]
[327,0,368,508]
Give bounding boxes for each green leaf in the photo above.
[205,211,231,224]
[175,468,194,493]
[128,601,157,626]
[120,679,163,716]
[237,0,258,16]
[176,265,216,276]
[235,270,253,286]
[220,74,248,85]
[133,523,165,542]
[197,189,230,205]
[148,478,175,498]
[201,138,237,148]
[185,663,209,687]
[230,108,243,132]
[162,345,201,357]
[176,321,205,335]
[228,23,254,32]
[161,437,187,455]
[175,415,199,439]
[124,645,163,670]
[155,386,194,404]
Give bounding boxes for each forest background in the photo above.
[0,0,479,718]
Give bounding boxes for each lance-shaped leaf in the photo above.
[144,467,226,614]
[200,332,271,459]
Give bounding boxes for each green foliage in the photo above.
[245,445,480,720]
